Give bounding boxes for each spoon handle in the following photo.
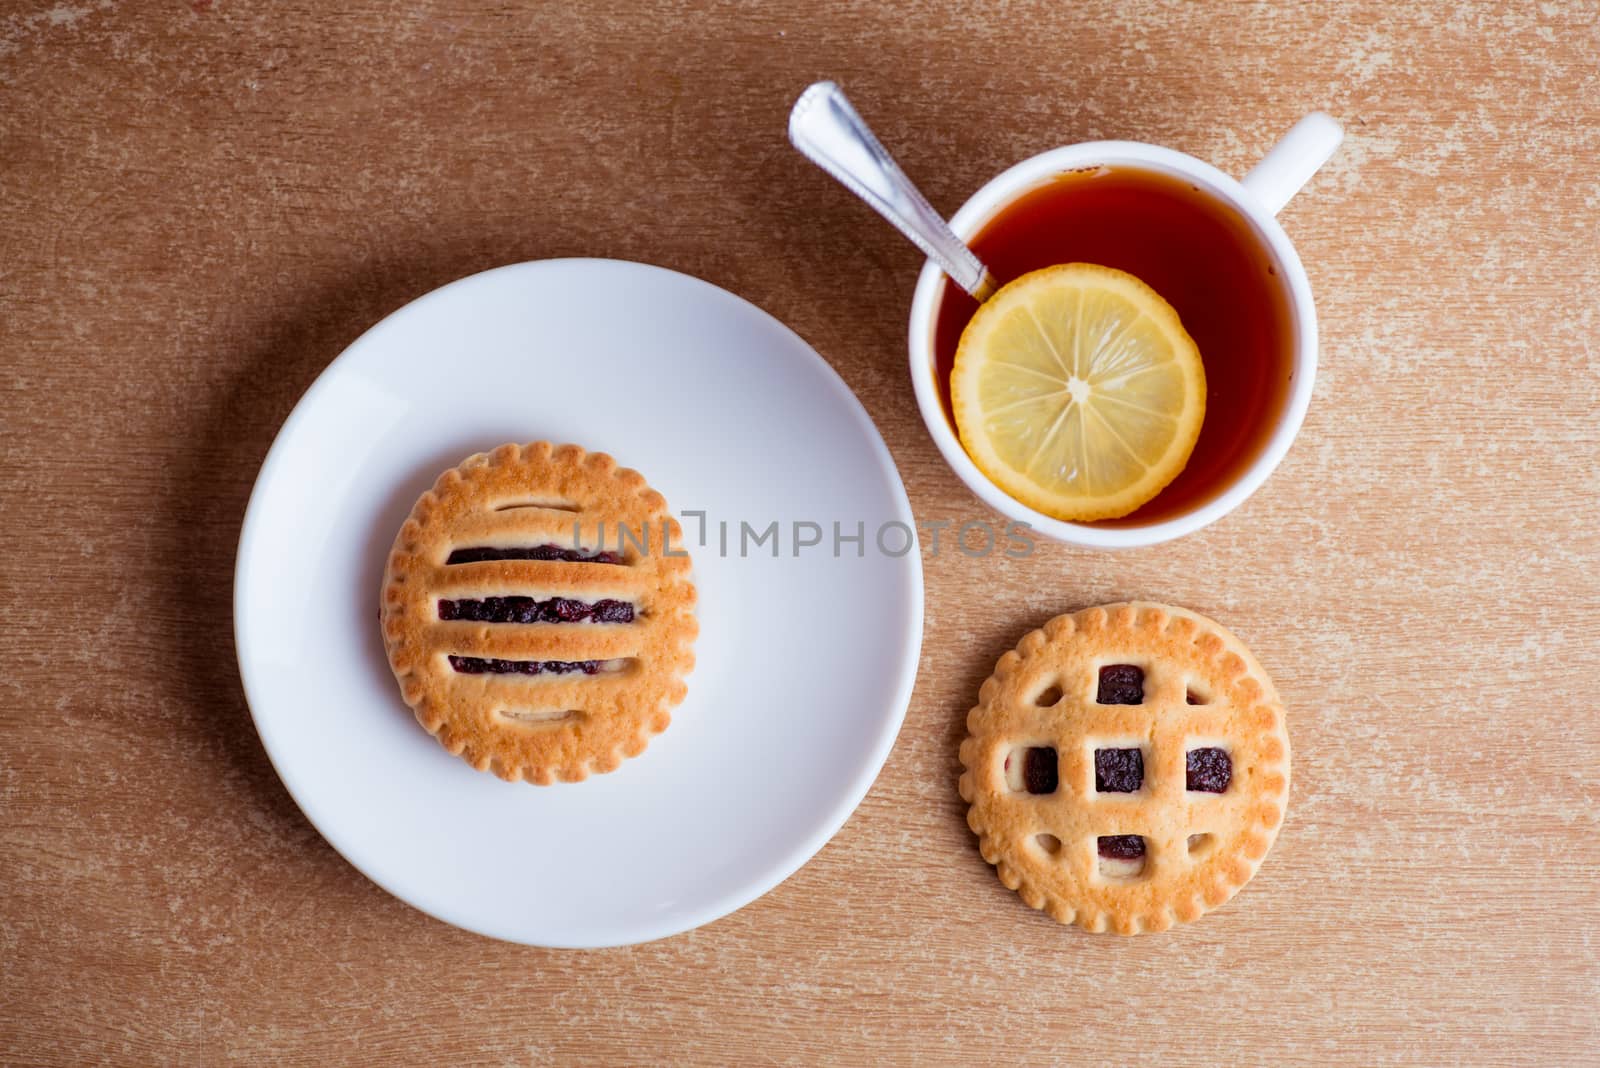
[789,82,998,302]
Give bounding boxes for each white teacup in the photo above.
[907,114,1342,549]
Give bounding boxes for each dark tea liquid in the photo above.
[933,166,1294,525]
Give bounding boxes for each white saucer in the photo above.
[233,259,924,947]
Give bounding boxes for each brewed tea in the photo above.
[933,166,1294,525]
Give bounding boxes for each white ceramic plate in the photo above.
[234,259,923,947]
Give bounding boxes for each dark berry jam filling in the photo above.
[1094,748,1144,793]
[438,596,634,624]
[1097,834,1146,860]
[1186,689,1206,705]
[445,544,623,565]
[1186,747,1232,792]
[1097,664,1145,704]
[1024,747,1058,794]
[448,656,604,676]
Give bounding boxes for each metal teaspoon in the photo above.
[788,81,999,303]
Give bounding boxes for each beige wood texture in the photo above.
[3,2,1596,1063]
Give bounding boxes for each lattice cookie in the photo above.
[381,442,697,783]
[959,602,1290,933]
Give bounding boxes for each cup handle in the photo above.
[1240,112,1343,216]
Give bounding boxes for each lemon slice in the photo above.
[951,263,1205,522]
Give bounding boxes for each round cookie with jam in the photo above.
[958,602,1290,934]
[381,442,697,784]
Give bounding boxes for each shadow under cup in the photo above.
[926,163,1298,529]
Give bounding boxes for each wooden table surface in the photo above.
[4,2,1597,1063]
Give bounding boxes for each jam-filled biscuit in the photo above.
[959,602,1290,933]
[381,443,696,784]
